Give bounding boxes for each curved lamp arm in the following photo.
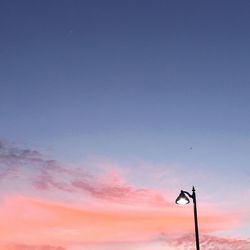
[182,190,193,199]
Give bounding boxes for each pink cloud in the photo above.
[1,244,65,250]
[168,234,250,250]
[4,235,248,250]
[73,235,250,250]
[0,195,241,246]
[0,140,170,207]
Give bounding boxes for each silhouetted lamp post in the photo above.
[175,186,200,250]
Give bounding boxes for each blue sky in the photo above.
[1,1,250,141]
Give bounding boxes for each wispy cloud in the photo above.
[168,234,250,250]
[0,195,240,246]
[0,140,170,207]
[44,234,250,250]
[0,244,65,250]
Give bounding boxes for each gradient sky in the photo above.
[1,1,250,249]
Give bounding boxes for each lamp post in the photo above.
[175,186,200,250]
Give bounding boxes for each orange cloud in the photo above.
[0,195,240,246]
[0,245,65,250]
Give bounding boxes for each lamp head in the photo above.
[175,190,190,205]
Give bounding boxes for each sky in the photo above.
[0,0,250,249]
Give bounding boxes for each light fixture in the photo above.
[175,190,190,205]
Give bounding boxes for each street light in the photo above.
[176,186,200,250]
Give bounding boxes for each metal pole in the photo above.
[192,186,200,250]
